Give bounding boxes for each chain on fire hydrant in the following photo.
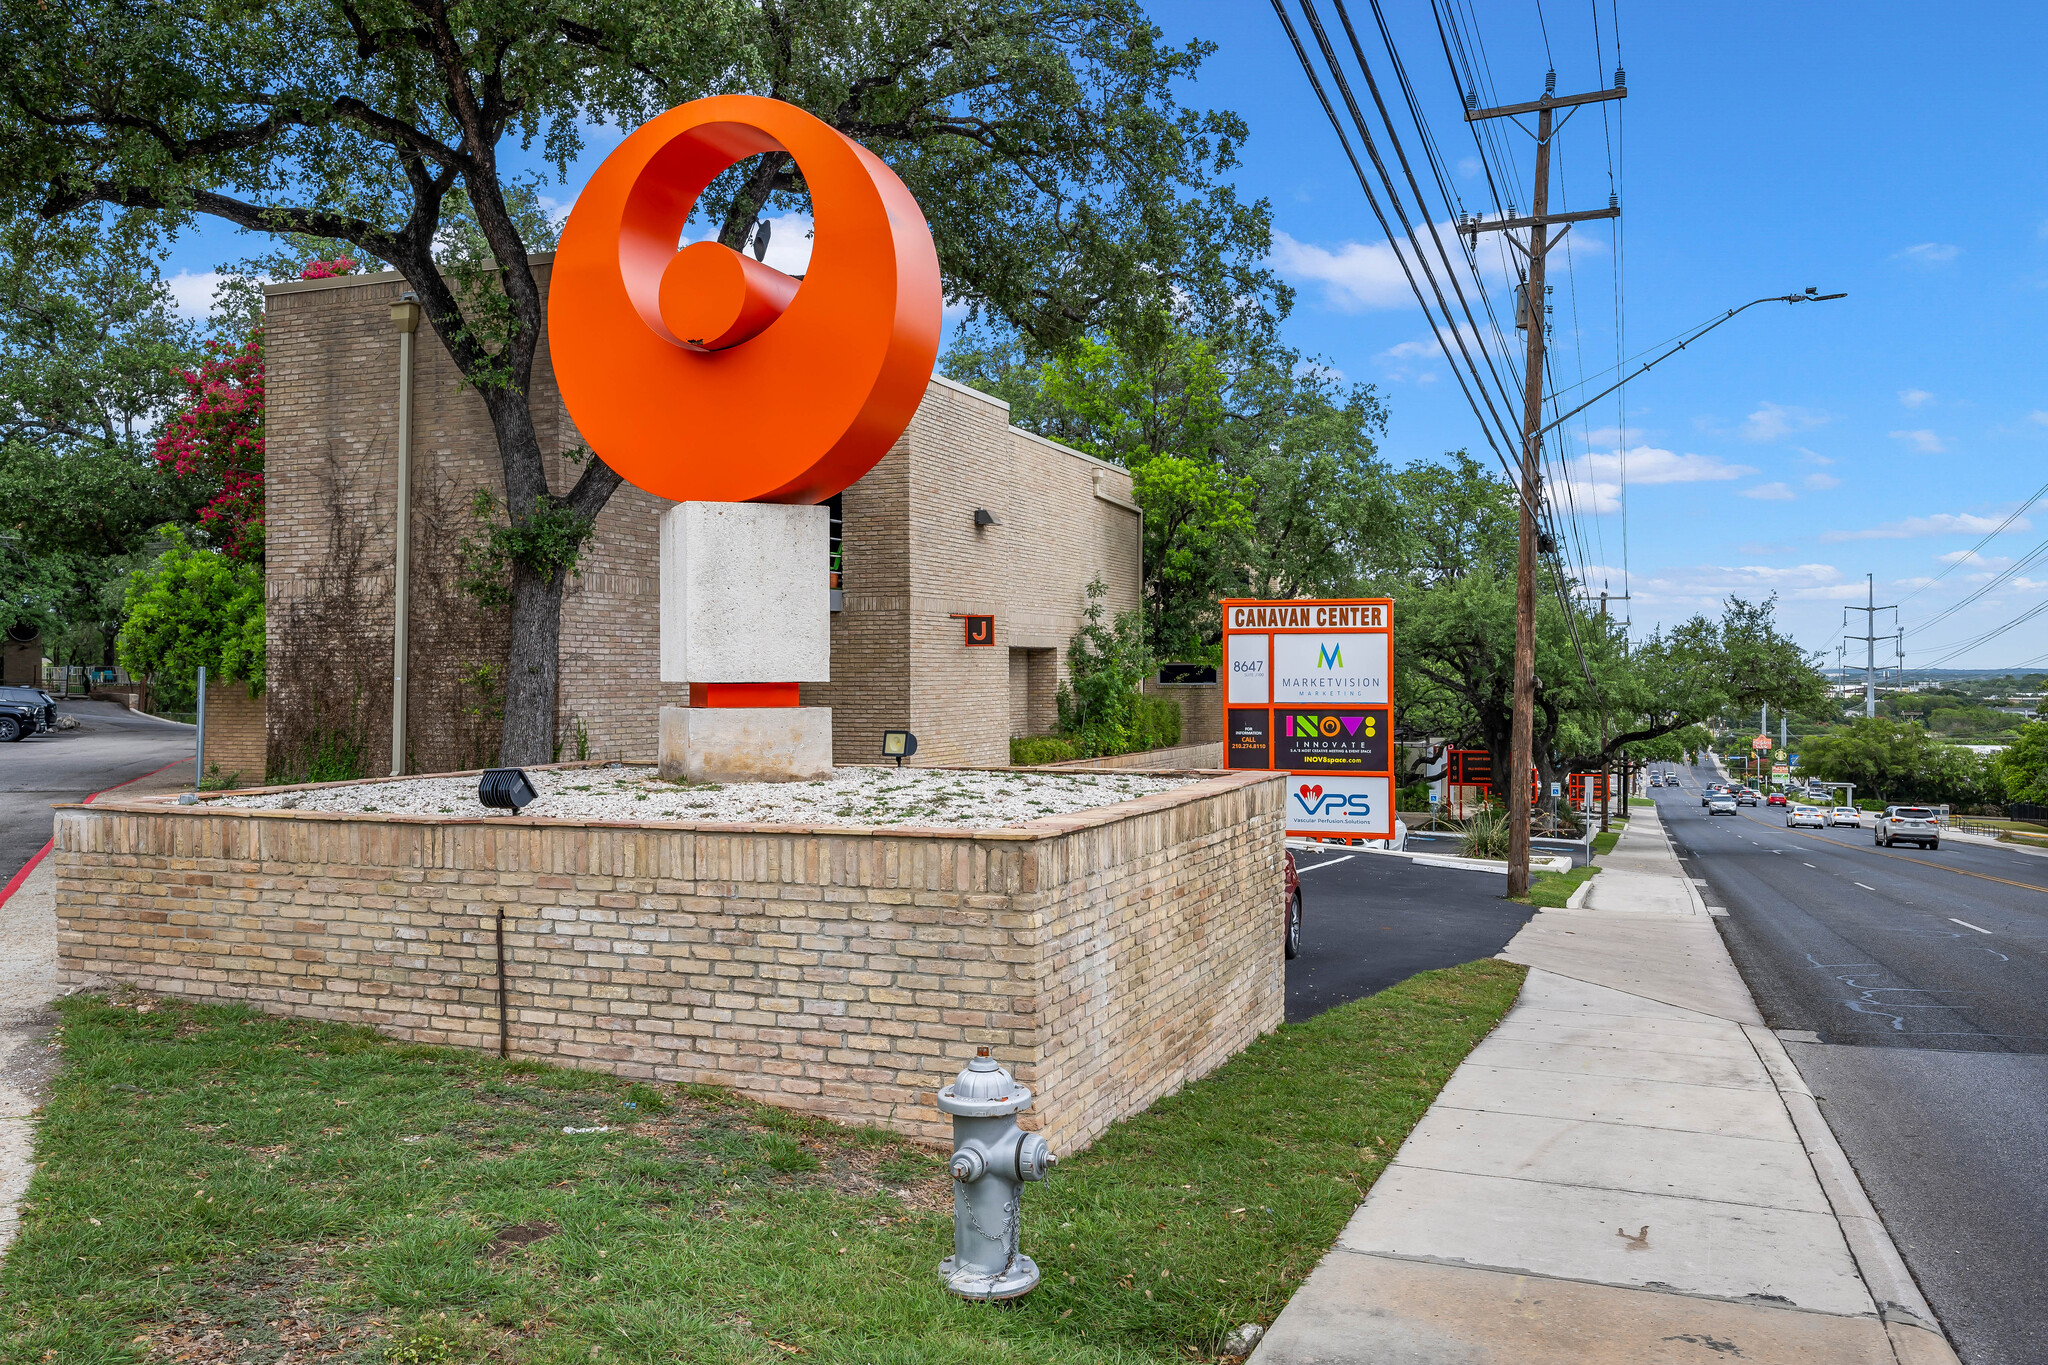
[936,1046,1055,1300]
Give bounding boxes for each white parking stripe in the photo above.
[1855,883,1876,891]
[1297,855,1355,872]
[1950,918,1992,934]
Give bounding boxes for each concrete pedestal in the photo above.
[658,705,834,784]
[660,502,829,685]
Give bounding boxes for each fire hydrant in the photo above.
[936,1046,1055,1299]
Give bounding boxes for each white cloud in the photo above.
[1555,446,1752,514]
[683,210,814,275]
[1741,402,1828,442]
[1625,562,1865,610]
[1898,388,1934,408]
[165,270,225,318]
[1457,157,1482,178]
[1270,225,1520,314]
[1938,550,2010,567]
[1272,231,1411,311]
[1741,482,1797,501]
[1822,512,2030,542]
[1889,428,1949,453]
[2030,411,2048,427]
[1893,242,1960,264]
[1804,472,1842,491]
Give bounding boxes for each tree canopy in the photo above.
[2,0,1278,761]
[946,324,1394,659]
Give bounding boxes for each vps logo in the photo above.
[1294,783,1372,818]
[1316,643,1344,670]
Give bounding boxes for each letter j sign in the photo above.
[956,614,995,646]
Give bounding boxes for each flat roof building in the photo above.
[259,261,1142,777]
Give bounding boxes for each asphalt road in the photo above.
[0,700,195,885]
[1656,764,2048,1365]
[1283,846,1533,1023]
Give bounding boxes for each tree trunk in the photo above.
[500,561,566,765]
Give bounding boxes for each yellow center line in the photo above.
[1735,810,2048,896]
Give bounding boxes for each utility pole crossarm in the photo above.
[1462,205,1620,237]
[1466,86,1627,122]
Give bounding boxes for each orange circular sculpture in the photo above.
[549,95,942,504]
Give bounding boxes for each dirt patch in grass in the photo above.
[4,961,1524,1364]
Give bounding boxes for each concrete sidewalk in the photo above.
[1251,805,1958,1365]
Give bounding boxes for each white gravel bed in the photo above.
[205,764,1200,830]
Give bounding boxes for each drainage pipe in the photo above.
[389,292,420,775]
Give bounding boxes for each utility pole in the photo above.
[1843,573,1899,720]
[1463,68,1625,895]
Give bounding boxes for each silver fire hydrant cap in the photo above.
[936,1046,1033,1117]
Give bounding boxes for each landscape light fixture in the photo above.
[479,767,540,813]
[973,508,997,528]
[882,730,918,768]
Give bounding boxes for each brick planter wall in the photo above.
[53,767,1284,1153]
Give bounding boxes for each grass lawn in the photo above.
[1517,864,1600,908]
[2,962,1525,1365]
[1589,829,1622,857]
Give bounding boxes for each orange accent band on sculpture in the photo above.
[548,94,942,505]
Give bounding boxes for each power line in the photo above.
[1268,0,1524,488]
[1898,475,2048,609]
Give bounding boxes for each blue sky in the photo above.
[154,1,2048,670]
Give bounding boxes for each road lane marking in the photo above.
[1737,810,2048,896]
[1855,883,1876,890]
[1297,856,1354,872]
[1804,863,1816,868]
[1950,918,1991,934]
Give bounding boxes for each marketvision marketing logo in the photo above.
[1316,643,1343,670]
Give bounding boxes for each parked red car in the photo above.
[1766,792,1787,807]
[1283,848,1302,959]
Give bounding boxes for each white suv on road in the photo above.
[1876,806,1939,850]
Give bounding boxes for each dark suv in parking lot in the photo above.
[0,686,56,741]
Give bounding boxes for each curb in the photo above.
[1741,1022,1961,1362]
[0,756,190,914]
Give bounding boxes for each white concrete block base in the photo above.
[660,501,829,685]
[657,705,834,784]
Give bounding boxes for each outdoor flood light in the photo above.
[479,767,540,813]
[882,730,918,768]
[973,508,997,528]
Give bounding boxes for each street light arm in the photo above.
[1535,291,1846,442]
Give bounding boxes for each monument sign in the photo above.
[1221,598,1396,840]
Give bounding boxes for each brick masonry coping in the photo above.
[61,762,1281,844]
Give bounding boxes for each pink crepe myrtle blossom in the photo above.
[153,331,266,563]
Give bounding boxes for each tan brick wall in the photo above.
[53,769,1284,1153]
[264,271,1139,775]
[199,681,267,786]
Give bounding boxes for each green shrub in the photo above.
[1010,736,1081,766]
[1131,691,1182,751]
[1460,806,1512,859]
[118,527,265,696]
